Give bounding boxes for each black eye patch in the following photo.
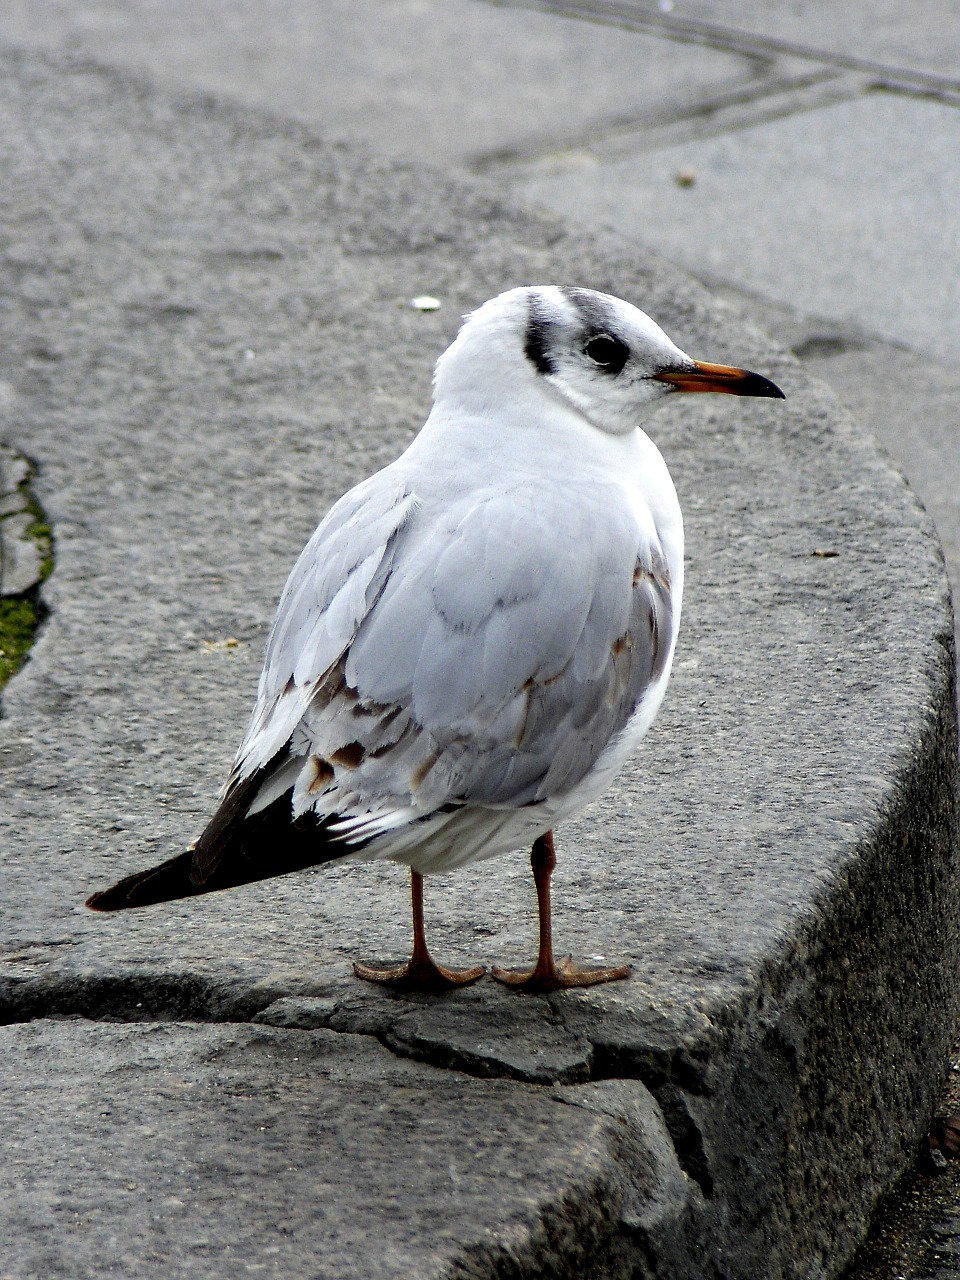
[584,333,629,374]
[525,295,558,376]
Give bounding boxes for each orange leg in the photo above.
[354,869,485,993]
[492,831,631,993]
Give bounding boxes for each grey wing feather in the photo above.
[337,480,672,816]
[234,472,673,835]
[230,466,416,783]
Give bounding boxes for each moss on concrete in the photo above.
[0,596,40,688]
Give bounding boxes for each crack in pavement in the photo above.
[0,961,716,1194]
[471,68,871,170]
[491,0,960,98]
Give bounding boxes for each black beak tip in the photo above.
[743,370,786,399]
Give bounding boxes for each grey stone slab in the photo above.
[844,1048,960,1279]
[0,47,955,1280]
[708,284,960,616]
[0,444,44,596]
[255,984,598,1085]
[0,0,758,166]
[513,92,960,364]
[0,1019,697,1279]
[1,512,44,596]
[0,443,31,516]
[779,347,960,605]
[611,0,960,82]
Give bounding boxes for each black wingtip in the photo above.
[83,789,355,914]
[84,849,199,912]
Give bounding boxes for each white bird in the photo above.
[87,286,783,992]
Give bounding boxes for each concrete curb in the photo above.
[0,50,956,1279]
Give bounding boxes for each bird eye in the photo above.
[584,333,629,374]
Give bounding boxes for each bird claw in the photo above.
[491,955,631,994]
[353,955,485,993]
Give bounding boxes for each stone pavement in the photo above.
[0,4,957,1278]
[6,0,957,603]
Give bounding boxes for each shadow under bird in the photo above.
[86,285,784,993]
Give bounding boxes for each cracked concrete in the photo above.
[514,90,960,363]
[2,1019,703,1280]
[0,6,957,1279]
[0,447,45,598]
[498,0,960,89]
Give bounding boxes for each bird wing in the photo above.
[232,470,675,847]
[229,466,418,785]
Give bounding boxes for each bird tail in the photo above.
[84,847,210,911]
[85,765,351,912]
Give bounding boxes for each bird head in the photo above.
[433,285,784,436]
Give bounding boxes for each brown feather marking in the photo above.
[634,552,671,593]
[306,756,335,794]
[330,741,365,768]
[515,678,536,747]
[411,751,440,790]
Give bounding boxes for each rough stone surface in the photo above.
[0,444,31,515]
[845,1046,960,1279]
[0,1019,698,1280]
[0,47,956,1280]
[11,0,956,644]
[0,445,43,596]
[0,0,758,166]
[514,92,960,364]
[0,512,43,597]
[599,0,960,80]
[706,285,960,614]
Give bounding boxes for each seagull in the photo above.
[86,286,783,992]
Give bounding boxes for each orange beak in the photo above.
[654,360,785,399]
